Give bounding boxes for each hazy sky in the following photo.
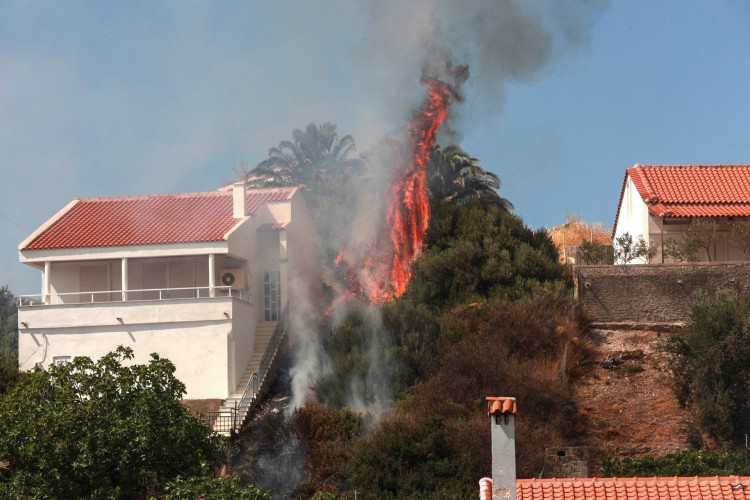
[2,1,749,295]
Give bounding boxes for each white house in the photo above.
[613,164,750,262]
[17,183,321,413]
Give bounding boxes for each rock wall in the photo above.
[543,447,589,478]
[575,262,750,326]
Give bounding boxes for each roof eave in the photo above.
[19,240,230,263]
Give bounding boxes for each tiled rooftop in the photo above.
[517,476,750,500]
[22,187,296,251]
[614,164,750,232]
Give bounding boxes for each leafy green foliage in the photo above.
[666,289,750,440]
[602,446,750,477]
[0,286,18,394]
[0,346,227,498]
[164,474,271,499]
[407,198,569,309]
[665,220,719,262]
[614,232,656,264]
[316,307,399,408]
[577,240,608,264]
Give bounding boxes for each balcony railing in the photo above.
[18,286,252,307]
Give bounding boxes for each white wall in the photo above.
[17,297,244,398]
[614,176,650,245]
[230,299,257,393]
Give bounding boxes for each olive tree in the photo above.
[667,289,750,440]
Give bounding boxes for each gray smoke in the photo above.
[352,0,606,144]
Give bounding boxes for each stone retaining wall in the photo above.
[575,262,750,326]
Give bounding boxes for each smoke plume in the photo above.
[284,0,604,421]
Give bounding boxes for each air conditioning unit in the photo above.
[218,268,246,290]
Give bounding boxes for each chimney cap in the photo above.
[486,396,517,416]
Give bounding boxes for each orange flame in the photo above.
[336,78,454,304]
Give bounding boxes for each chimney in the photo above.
[232,182,247,218]
[487,396,517,500]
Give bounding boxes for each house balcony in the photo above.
[17,286,252,331]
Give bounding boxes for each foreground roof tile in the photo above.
[517,476,750,500]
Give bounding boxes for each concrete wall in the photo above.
[575,262,750,325]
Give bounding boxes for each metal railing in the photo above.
[19,286,252,307]
[234,302,289,431]
[206,408,239,435]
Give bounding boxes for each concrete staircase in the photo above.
[213,321,281,436]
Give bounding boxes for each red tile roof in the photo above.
[22,187,297,251]
[613,164,750,235]
[517,476,750,500]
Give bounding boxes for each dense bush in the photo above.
[349,415,467,499]
[407,199,569,309]
[0,346,227,498]
[667,289,750,440]
[315,307,400,408]
[602,447,750,477]
[164,474,271,499]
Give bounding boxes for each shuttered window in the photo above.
[142,261,167,300]
[168,259,194,298]
[80,264,109,302]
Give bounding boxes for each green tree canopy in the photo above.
[406,198,568,309]
[244,122,365,193]
[0,346,226,498]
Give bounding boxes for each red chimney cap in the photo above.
[486,396,517,416]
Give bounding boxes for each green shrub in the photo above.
[602,446,750,477]
[164,474,271,499]
[349,415,467,499]
[667,289,750,440]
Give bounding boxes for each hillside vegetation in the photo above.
[286,199,593,498]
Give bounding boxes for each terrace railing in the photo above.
[206,408,238,436]
[18,286,252,307]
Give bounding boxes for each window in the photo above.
[263,270,281,321]
[53,356,71,366]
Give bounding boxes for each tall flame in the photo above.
[336,78,454,304]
